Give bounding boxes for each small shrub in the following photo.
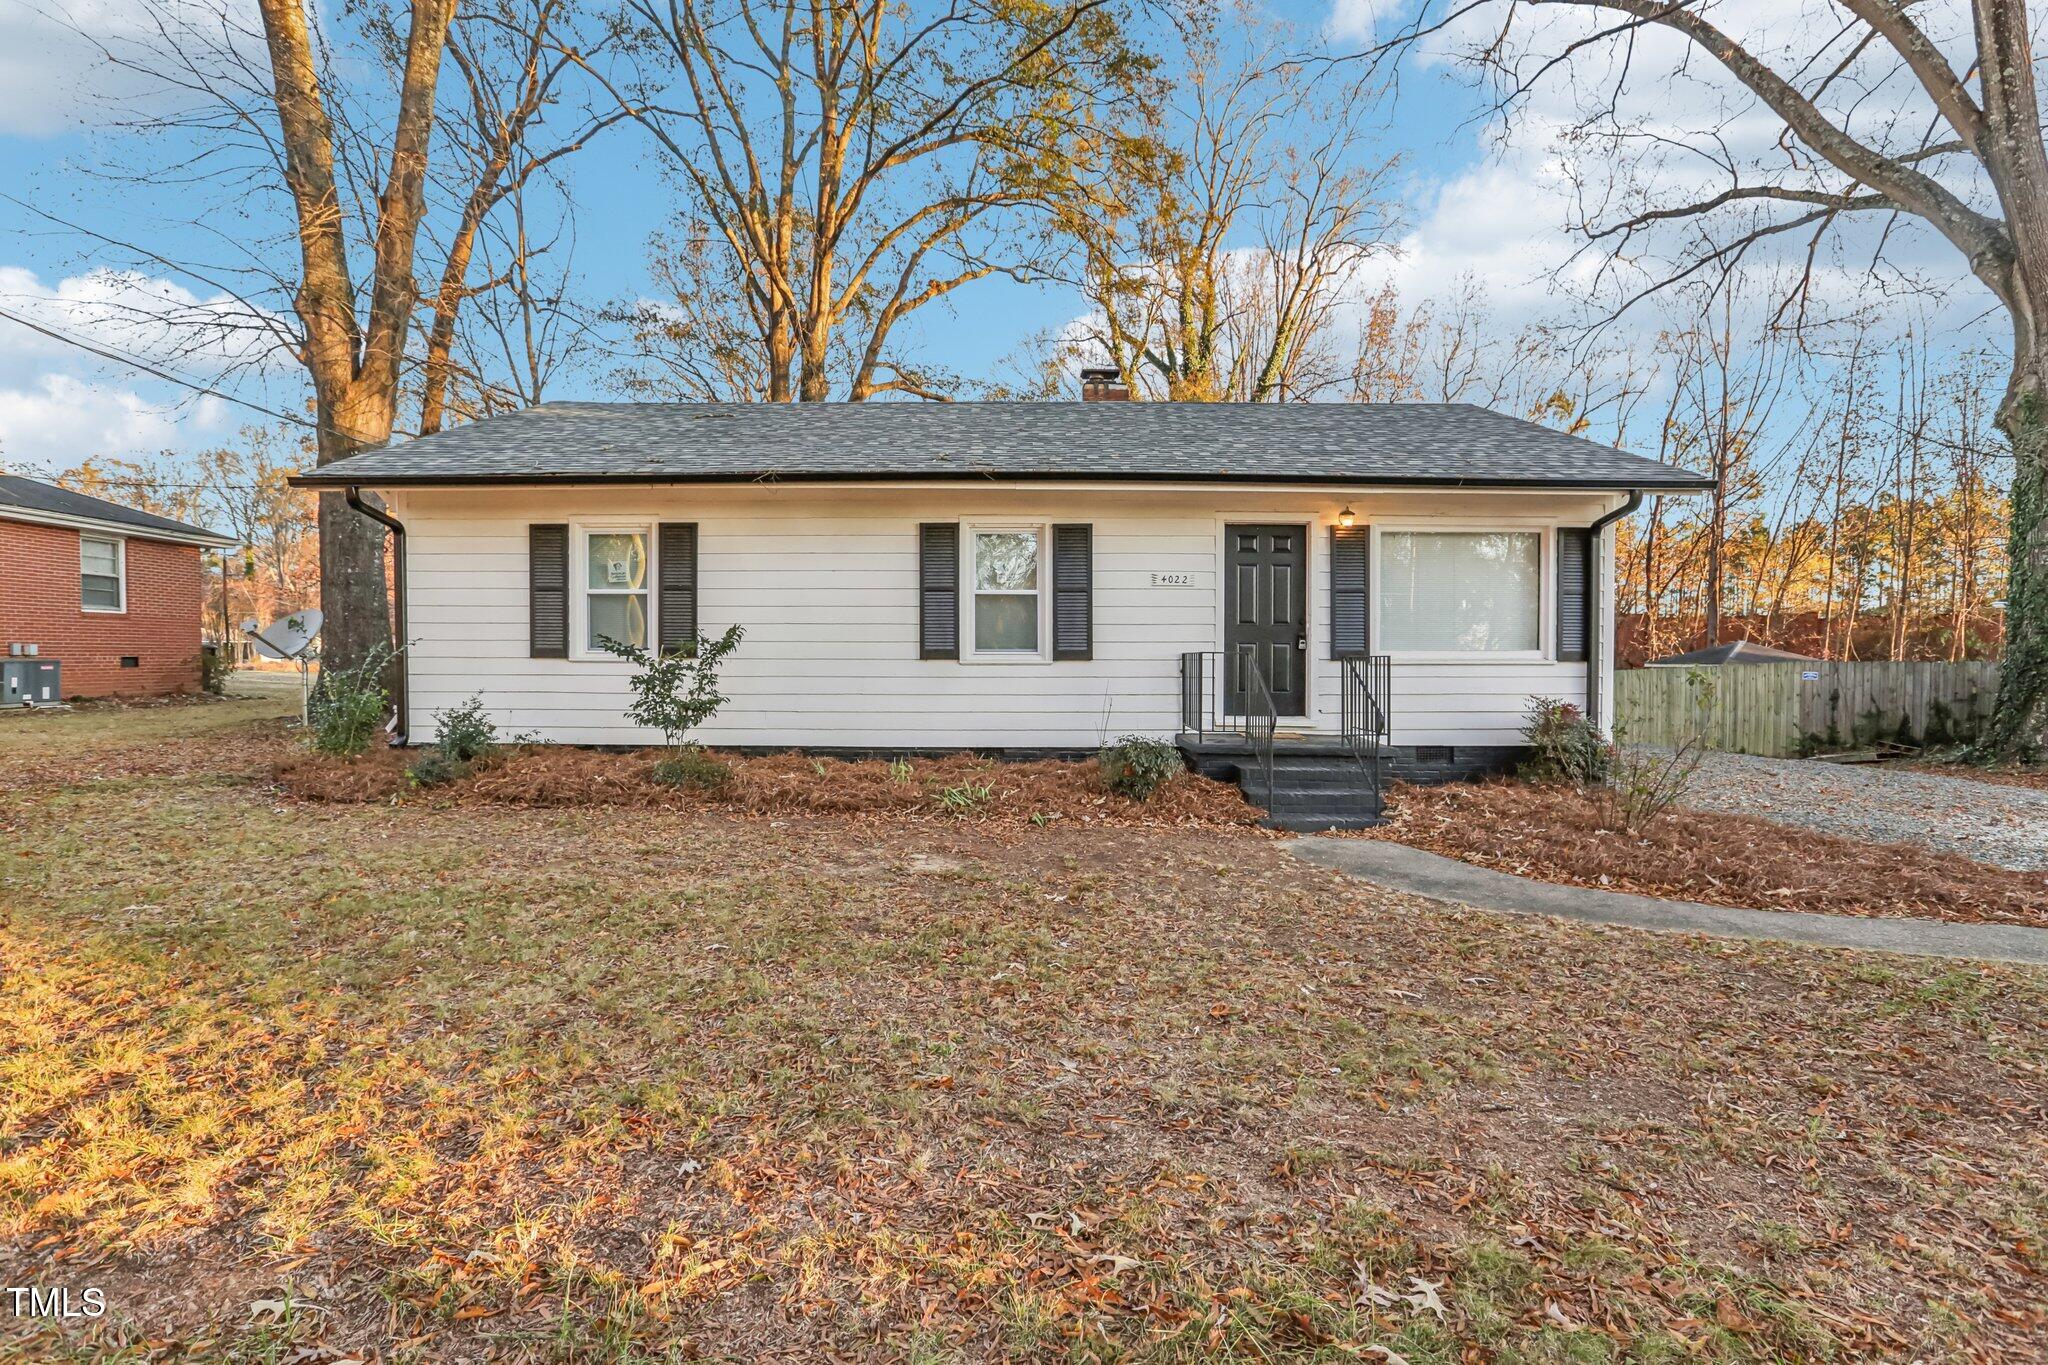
[1098,735,1183,801]
[433,694,499,764]
[651,744,731,791]
[598,625,746,753]
[935,780,994,813]
[1519,697,1612,784]
[406,748,469,788]
[200,646,233,695]
[1602,666,1717,833]
[306,646,393,756]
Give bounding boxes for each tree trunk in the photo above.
[318,491,394,671]
[1704,483,1724,646]
[258,0,453,675]
[315,386,400,673]
[1983,355,2048,756]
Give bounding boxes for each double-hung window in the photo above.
[1377,530,1543,656]
[80,535,125,612]
[967,526,1043,658]
[580,527,651,654]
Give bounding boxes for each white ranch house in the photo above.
[298,399,1707,828]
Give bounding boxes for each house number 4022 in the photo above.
[1149,572,1192,588]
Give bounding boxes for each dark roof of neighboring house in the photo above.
[1648,640,1818,667]
[0,473,231,545]
[293,401,1714,491]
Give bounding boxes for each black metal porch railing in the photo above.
[1243,654,1279,802]
[1180,648,1259,743]
[1178,651,1391,744]
[1182,649,1393,820]
[1181,648,1281,799]
[1339,653,1393,810]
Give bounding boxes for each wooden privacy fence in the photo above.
[1612,661,2002,758]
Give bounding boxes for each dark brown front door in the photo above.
[1225,524,1307,717]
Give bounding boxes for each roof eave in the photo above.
[292,468,1714,493]
[0,504,237,548]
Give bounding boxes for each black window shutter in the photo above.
[919,523,959,659]
[1557,528,1592,662]
[657,522,699,656]
[1051,524,1093,661]
[1330,524,1370,657]
[529,524,569,658]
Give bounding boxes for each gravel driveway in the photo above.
[1672,750,2048,872]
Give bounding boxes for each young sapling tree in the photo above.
[599,625,745,786]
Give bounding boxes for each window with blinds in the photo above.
[80,535,124,612]
[1377,530,1542,654]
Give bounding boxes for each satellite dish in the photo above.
[241,611,324,727]
[245,610,323,661]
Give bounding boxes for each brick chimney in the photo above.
[1079,366,1131,401]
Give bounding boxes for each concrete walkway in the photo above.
[1293,838,2048,967]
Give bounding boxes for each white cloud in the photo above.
[0,374,199,468]
[0,264,280,469]
[0,265,288,381]
[1323,0,1398,45]
[0,0,270,137]
[0,0,158,136]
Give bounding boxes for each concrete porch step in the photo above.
[1177,733,1389,830]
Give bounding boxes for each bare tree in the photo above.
[40,0,619,670]
[1355,0,2048,754]
[1681,283,1795,645]
[607,224,792,402]
[1062,8,1397,401]
[581,0,1140,402]
[247,0,457,670]
[195,426,321,616]
[446,181,592,416]
[369,0,626,433]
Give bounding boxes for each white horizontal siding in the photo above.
[391,484,1618,749]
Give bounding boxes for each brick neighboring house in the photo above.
[0,474,235,699]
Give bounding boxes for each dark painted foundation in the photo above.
[403,736,1526,787]
[1382,744,1525,784]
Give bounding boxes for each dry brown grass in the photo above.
[1373,779,2048,928]
[274,743,1262,828]
[6,707,2047,1361]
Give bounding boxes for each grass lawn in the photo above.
[2,706,2045,1361]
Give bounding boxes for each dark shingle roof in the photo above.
[0,473,230,544]
[1648,640,1817,666]
[294,401,1712,490]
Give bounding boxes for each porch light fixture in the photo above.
[1337,505,1357,528]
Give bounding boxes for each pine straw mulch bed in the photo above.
[1369,779,2048,929]
[271,743,1262,829]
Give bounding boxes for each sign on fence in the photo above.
[1613,661,2001,758]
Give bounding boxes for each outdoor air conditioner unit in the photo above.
[1,659,60,707]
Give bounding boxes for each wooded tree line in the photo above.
[23,0,2048,753]
[1619,331,2009,667]
[1264,277,2014,667]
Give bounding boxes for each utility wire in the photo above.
[0,304,316,431]
[6,470,285,493]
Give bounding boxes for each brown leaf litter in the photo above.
[272,744,1262,828]
[1369,778,2048,928]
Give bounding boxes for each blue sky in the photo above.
[0,0,2006,475]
